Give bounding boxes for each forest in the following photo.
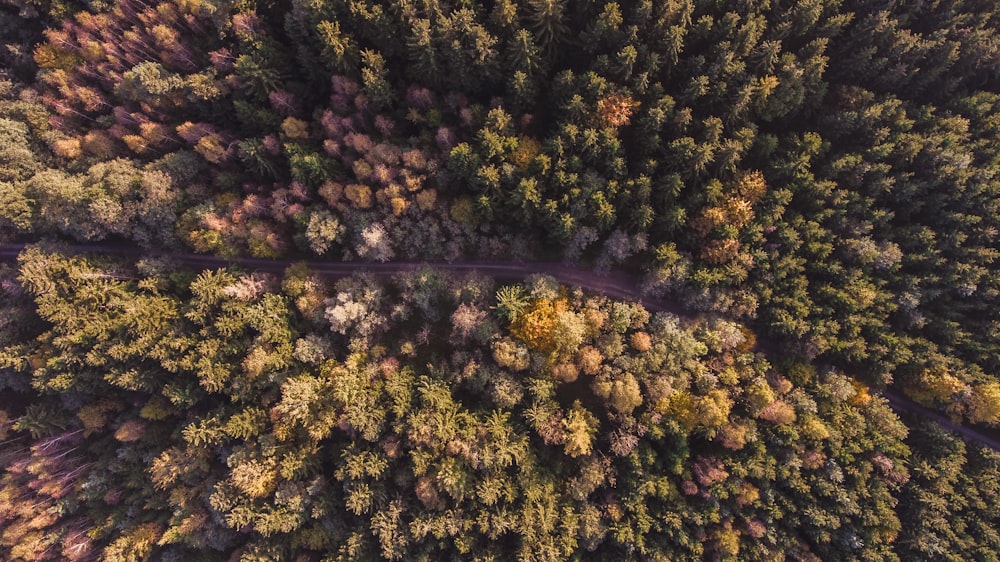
[2,0,1000,560]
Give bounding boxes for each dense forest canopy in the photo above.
[0,249,922,560]
[2,0,1000,560]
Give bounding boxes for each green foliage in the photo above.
[896,420,1000,559]
[360,49,394,111]
[494,284,528,322]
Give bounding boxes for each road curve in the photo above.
[1,242,997,451]
[883,392,1000,451]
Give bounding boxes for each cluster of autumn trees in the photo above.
[1,0,999,421]
[2,0,1000,559]
[0,248,935,560]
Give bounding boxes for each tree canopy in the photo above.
[3,0,1000,559]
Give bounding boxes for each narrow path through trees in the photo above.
[2,242,997,451]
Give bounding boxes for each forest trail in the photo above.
[2,242,997,451]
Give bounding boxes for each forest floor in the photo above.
[2,242,998,451]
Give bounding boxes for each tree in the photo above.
[967,382,1000,425]
[562,401,597,458]
[325,276,387,340]
[304,208,344,255]
[355,222,395,262]
[360,50,393,111]
[526,0,569,60]
[494,285,529,322]
[450,302,488,344]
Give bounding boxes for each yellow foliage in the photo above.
[122,134,149,154]
[352,154,374,179]
[736,482,759,507]
[563,402,597,458]
[80,39,106,62]
[34,44,80,71]
[403,171,424,192]
[390,196,409,216]
[724,197,754,228]
[968,382,1000,424]
[73,86,105,111]
[281,117,310,139]
[756,75,780,100]
[102,523,162,562]
[908,369,964,408]
[691,206,727,236]
[608,373,643,415]
[689,174,762,268]
[663,390,697,430]
[77,399,123,436]
[51,137,82,159]
[195,135,227,164]
[231,458,277,499]
[746,383,776,411]
[492,337,530,371]
[511,136,542,171]
[510,297,569,353]
[737,170,767,203]
[140,122,171,144]
[582,308,606,337]
[375,183,396,205]
[175,121,203,141]
[848,282,878,309]
[79,406,116,440]
[800,415,830,440]
[711,524,741,559]
[848,380,871,406]
[185,228,226,254]
[695,389,733,430]
[718,422,747,450]
[150,24,179,49]
[9,530,46,561]
[344,183,373,209]
[718,366,739,386]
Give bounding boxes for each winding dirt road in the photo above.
[2,242,998,451]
